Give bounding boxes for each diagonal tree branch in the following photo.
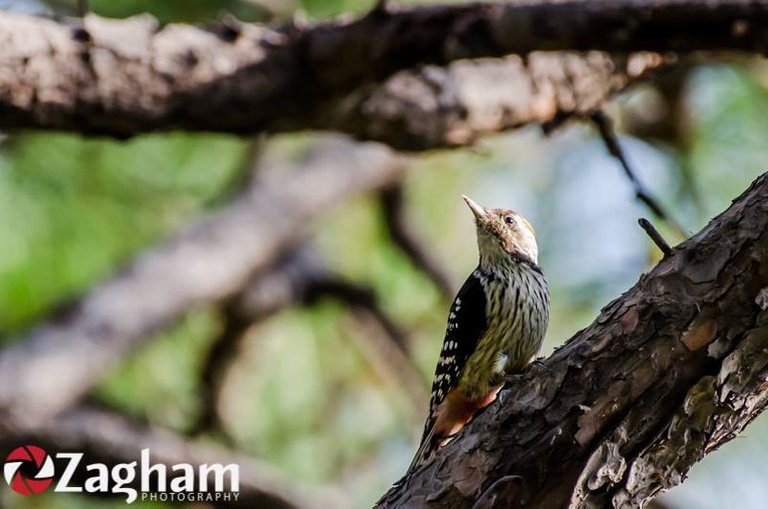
[0,136,404,433]
[591,110,687,237]
[1,0,767,143]
[639,217,674,258]
[377,172,768,508]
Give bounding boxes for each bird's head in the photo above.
[462,195,539,268]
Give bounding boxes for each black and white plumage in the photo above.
[407,195,550,473]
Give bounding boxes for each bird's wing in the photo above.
[409,270,488,470]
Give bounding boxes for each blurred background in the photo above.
[0,1,767,508]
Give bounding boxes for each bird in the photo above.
[407,195,550,473]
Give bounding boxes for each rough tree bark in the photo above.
[1,4,766,507]
[2,0,767,144]
[377,173,768,508]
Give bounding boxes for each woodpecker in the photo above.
[407,195,550,473]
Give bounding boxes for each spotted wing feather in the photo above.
[410,270,487,468]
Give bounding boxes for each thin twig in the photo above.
[638,218,673,257]
[193,246,426,436]
[213,136,265,205]
[192,247,325,436]
[591,110,686,239]
[192,137,268,437]
[307,278,411,353]
[306,276,428,413]
[378,173,768,508]
[380,184,454,300]
[192,304,249,438]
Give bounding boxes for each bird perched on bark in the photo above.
[407,195,550,473]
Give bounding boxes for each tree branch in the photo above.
[591,110,686,237]
[193,247,326,436]
[380,184,454,299]
[638,217,674,257]
[77,0,89,18]
[2,0,765,144]
[0,136,404,433]
[319,53,667,150]
[305,276,430,413]
[377,172,768,508]
[194,245,428,436]
[194,304,252,438]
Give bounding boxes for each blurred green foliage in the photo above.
[48,0,375,21]
[0,132,248,331]
[2,1,768,509]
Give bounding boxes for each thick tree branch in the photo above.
[378,172,768,508]
[2,0,766,144]
[316,53,666,150]
[0,405,339,509]
[0,136,403,433]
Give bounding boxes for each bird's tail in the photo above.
[405,422,436,476]
[379,435,435,507]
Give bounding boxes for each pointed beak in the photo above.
[462,195,487,221]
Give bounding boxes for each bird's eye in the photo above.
[504,215,516,226]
